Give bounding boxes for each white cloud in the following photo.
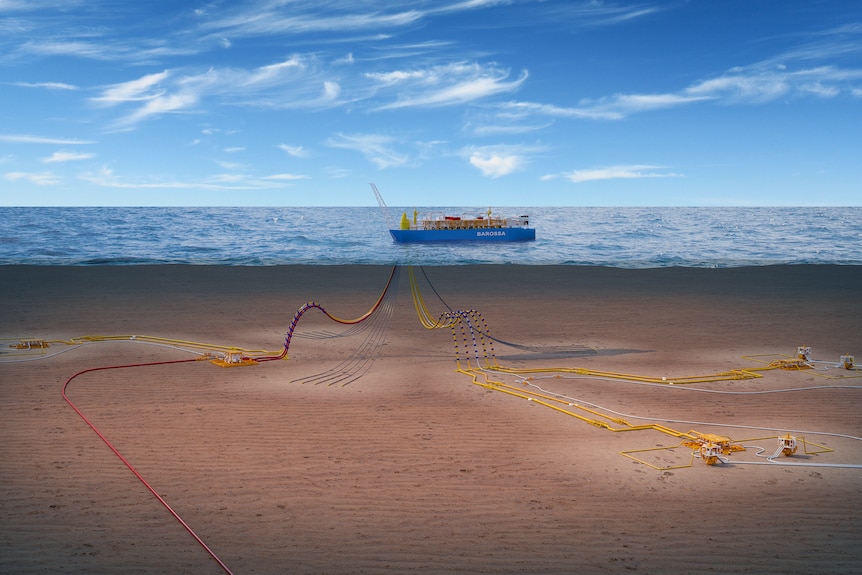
[374,63,528,109]
[365,70,428,85]
[684,65,862,103]
[18,40,115,60]
[470,120,554,136]
[42,151,95,163]
[91,56,324,127]
[334,52,355,65]
[279,144,309,158]
[468,151,522,178]
[461,144,541,178]
[497,101,620,121]
[685,71,789,103]
[551,164,683,184]
[800,82,841,97]
[0,134,94,145]
[199,0,625,43]
[210,173,246,183]
[123,92,199,125]
[99,92,195,129]
[551,2,661,26]
[79,165,288,190]
[91,70,206,127]
[326,133,408,169]
[201,128,238,136]
[15,34,200,63]
[92,71,170,104]
[200,5,427,37]
[244,56,305,85]
[500,92,710,123]
[264,173,309,180]
[5,171,60,185]
[321,81,341,101]
[596,93,712,116]
[14,81,78,90]
[498,63,862,129]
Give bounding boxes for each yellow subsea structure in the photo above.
[683,434,745,466]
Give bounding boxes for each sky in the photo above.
[1,1,861,207]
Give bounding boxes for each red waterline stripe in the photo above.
[62,359,235,575]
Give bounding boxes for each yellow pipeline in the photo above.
[488,364,765,385]
[409,266,457,330]
[460,366,701,440]
[44,334,281,358]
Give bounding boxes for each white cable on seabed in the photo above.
[499,372,862,443]
[744,444,781,459]
[115,338,214,356]
[0,338,207,364]
[732,461,862,469]
[767,443,785,459]
[807,359,850,369]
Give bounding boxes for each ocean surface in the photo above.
[1,206,861,268]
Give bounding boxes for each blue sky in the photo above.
[1,1,860,207]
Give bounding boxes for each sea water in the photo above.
[1,206,860,267]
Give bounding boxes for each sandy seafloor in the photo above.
[1,264,860,574]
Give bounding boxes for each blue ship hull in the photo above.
[390,227,535,243]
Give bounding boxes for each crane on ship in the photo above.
[370,183,395,231]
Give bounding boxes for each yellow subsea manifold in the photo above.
[683,434,745,466]
[210,349,258,368]
[13,339,49,349]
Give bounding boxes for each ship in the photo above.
[371,184,535,243]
